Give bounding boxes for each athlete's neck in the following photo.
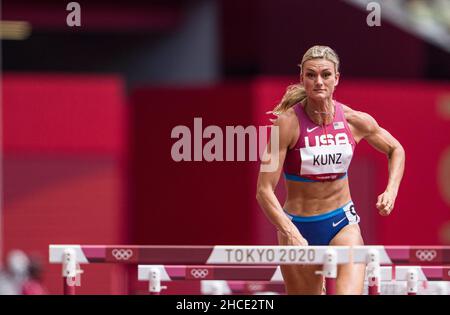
[304,98,335,126]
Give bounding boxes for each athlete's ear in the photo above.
[334,72,340,87]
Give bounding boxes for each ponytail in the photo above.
[271,83,306,115]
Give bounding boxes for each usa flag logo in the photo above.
[333,121,344,130]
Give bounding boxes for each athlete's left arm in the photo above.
[350,111,406,216]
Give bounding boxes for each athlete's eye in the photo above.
[306,73,315,78]
[323,72,331,78]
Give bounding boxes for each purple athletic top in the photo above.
[283,101,356,182]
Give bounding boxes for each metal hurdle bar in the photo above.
[352,246,450,295]
[49,245,351,295]
[137,265,284,295]
[49,245,450,295]
[137,265,450,295]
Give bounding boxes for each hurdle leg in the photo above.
[322,249,337,295]
[62,248,77,295]
[148,267,166,295]
[63,277,76,295]
[366,249,381,295]
[406,268,418,295]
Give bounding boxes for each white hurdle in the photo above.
[49,245,450,295]
[138,265,449,295]
[366,248,381,295]
[49,245,351,295]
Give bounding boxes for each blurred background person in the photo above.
[0,250,29,295]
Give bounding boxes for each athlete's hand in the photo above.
[376,190,396,216]
[277,224,308,246]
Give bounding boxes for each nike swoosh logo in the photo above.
[332,218,346,227]
[307,126,319,133]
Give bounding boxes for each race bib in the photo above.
[343,202,360,224]
[299,144,353,175]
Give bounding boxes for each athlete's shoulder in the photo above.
[341,103,379,135]
[272,106,298,128]
[271,106,300,148]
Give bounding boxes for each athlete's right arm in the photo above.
[256,113,308,246]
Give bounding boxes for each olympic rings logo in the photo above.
[415,250,437,261]
[190,268,209,279]
[111,249,133,261]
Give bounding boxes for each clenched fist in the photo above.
[376,190,397,216]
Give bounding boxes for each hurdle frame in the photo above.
[137,264,450,295]
[49,245,450,295]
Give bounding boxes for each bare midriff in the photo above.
[283,177,352,216]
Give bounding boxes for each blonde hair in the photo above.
[271,45,340,115]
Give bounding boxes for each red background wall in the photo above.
[130,84,255,246]
[132,78,450,249]
[3,74,449,294]
[2,74,128,294]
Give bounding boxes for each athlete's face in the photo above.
[301,59,339,102]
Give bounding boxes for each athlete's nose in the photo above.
[315,75,324,86]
